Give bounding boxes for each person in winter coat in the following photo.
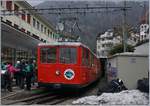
[31,60,36,86]
[15,61,21,86]
[24,60,34,91]
[19,59,27,89]
[1,62,8,90]
[6,62,18,92]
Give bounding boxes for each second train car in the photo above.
[37,42,102,89]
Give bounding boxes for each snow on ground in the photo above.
[72,90,149,105]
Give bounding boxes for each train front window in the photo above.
[40,47,56,63]
[59,47,77,64]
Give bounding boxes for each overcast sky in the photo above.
[26,0,147,6]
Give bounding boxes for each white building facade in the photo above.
[127,33,140,46]
[139,24,149,41]
[128,23,149,46]
[96,29,121,58]
[1,1,57,43]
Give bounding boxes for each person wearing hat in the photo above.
[6,62,18,92]
[15,61,21,86]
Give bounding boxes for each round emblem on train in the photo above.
[64,69,75,80]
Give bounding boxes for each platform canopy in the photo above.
[1,22,42,53]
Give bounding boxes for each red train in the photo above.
[37,42,102,89]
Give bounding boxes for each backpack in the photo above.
[25,64,33,73]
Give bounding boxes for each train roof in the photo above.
[38,42,98,58]
[38,42,88,48]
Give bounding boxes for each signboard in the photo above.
[107,62,118,81]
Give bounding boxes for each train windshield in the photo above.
[59,47,77,64]
[40,47,57,63]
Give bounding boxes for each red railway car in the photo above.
[37,42,102,89]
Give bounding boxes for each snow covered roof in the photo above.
[100,32,113,38]
[134,41,149,55]
[109,52,148,59]
[38,42,87,47]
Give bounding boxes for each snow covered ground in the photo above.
[72,90,149,105]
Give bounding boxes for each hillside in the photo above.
[35,0,149,52]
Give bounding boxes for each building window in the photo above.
[14,4,19,16]
[1,1,2,6]
[44,27,46,34]
[22,10,26,21]
[134,38,136,42]
[50,31,52,36]
[50,32,53,38]
[37,21,40,30]
[32,34,39,39]
[27,14,31,24]
[41,24,43,32]
[6,1,12,11]
[33,18,36,27]
[21,28,25,32]
[48,29,50,35]
[141,25,144,28]
[27,31,30,35]
[102,51,104,56]
[14,24,19,29]
[6,20,12,25]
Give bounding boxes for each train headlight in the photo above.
[56,70,60,75]
[64,69,75,80]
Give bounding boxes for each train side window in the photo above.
[40,48,47,63]
[82,48,89,66]
[40,48,56,63]
[47,48,57,63]
[90,53,94,67]
[59,47,77,64]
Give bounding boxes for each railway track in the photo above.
[2,78,105,105]
[45,96,71,105]
[3,91,53,105]
[3,91,71,105]
[27,95,70,105]
[1,90,24,100]
[1,87,40,100]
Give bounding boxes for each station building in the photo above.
[0,1,59,64]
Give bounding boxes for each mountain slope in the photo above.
[35,1,149,52]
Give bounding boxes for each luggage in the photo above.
[97,78,127,96]
[137,78,149,93]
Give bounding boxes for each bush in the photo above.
[109,44,134,55]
